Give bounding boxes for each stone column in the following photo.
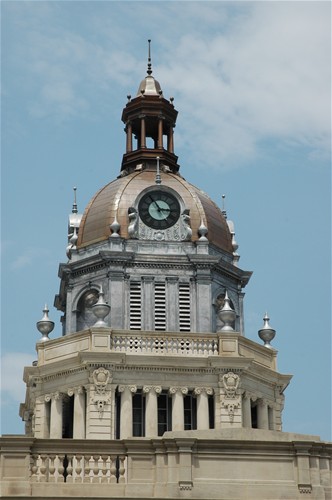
[49,392,63,439]
[144,386,162,437]
[194,388,212,430]
[68,386,85,439]
[257,399,269,429]
[167,126,174,153]
[140,116,146,148]
[126,122,132,153]
[119,385,137,439]
[242,392,252,428]
[65,285,74,334]
[170,387,188,431]
[268,404,276,431]
[157,118,163,148]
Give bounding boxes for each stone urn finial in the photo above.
[258,313,276,348]
[36,305,54,342]
[218,291,236,331]
[92,287,110,327]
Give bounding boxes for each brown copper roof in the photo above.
[77,170,233,254]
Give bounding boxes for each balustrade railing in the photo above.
[111,332,218,356]
[30,453,126,483]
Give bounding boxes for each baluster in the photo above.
[48,454,56,482]
[75,454,83,483]
[92,455,100,483]
[118,455,126,483]
[66,454,73,483]
[141,337,146,353]
[83,456,91,483]
[39,454,47,482]
[100,455,108,483]
[31,454,39,482]
[109,455,117,483]
[57,454,65,482]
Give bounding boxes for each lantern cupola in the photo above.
[121,40,179,174]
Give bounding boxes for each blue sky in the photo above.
[1,1,331,440]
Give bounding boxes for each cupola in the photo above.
[121,40,179,175]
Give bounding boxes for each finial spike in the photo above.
[147,39,152,76]
[155,156,161,185]
[72,186,78,214]
[221,194,227,219]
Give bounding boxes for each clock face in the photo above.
[138,190,181,229]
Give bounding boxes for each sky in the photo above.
[1,1,331,440]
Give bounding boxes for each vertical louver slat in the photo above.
[155,282,166,331]
[130,282,142,330]
[179,282,191,332]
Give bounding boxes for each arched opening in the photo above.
[76,289,99,331]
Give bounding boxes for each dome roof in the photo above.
[137,75,162,96]
[77,170,233,254]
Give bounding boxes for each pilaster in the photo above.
[169,387,188,431]
[144,385,162,437]
[119,385,137,439]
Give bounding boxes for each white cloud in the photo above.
[11,247,51,270]
[4,1,330,167]
[1,352,35,405]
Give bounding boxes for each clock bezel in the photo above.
[138,189,181,230]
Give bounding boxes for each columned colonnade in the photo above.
[41,386,277,439]
[125,115,174,154]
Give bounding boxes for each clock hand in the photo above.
[149,196,162,211]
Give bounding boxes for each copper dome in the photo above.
[77,169,233,254]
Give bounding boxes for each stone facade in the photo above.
[1,49,331,500]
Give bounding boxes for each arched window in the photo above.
[76,289,99,331]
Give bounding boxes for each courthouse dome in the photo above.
[76,169,233,254]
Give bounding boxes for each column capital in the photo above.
[68,386,84,397]
[194,387,213,396]
[46,391,66,402]
[118,385,137,394]
[169,387,188,396]
[143,385,162,395]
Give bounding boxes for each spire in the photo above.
[72,186,78,214]
[147,39,152,76]
[221,194,227,219]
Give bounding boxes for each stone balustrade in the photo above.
[31,453,126,483]
[1,434,331,499]
[111,332,218,356]
[35,328,277,370]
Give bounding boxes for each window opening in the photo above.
[115,389,121,439]
[76,289,99,331]
[132,389,145,437]
[155,282,166,331]
[45,399,51,438]
[184,391,197,430]
[157,390,172,436]
[251,402,258,429]
[62,395,74,438]
[179,282,191,331]
[130,282,142,330]
[208,394,215,429]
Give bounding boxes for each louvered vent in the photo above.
[129,282,142,330]
[155,282,166,331]
[179,282,191,331]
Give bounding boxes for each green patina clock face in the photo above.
[138,190,181,229]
